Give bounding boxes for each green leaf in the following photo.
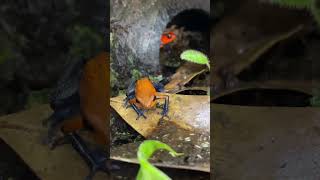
[180,49,210,70]
[136,140,184,180]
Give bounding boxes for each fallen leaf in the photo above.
[111,120,210,173]
[0,105,108,180]
[211,0,309,93]
[110,94,210,137]
[164,63,207,93]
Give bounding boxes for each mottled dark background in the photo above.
[0,0,108,116]
[0,1,107,179]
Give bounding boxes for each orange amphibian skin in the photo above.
[127,77,169,119]
[160,31,176,48]
[62,52,109,147]
[134,77,157,109]
[128,77,167,109]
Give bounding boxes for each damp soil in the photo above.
[0,138,40,180]
[112,120,210,165]
[111,120,210,179]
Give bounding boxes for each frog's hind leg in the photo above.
[66,132,118,180]
[128,99,147,120]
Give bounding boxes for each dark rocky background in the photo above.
[0,0,108,115]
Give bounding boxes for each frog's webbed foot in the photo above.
[67,132,119,180]
[42,115,66,149]
[42,122,70,150]
[130,104,146,120]
[123,98,130,108]
[43,108,79,149]
[155,94,169,119]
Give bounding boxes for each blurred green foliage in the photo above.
[0,34,16,65]
[67,25,104,60]
[131,69,142,80]
[25,89,50,109]
[266,0,320,26]
[310,87,320,107]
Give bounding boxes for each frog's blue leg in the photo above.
[125,96,147,120]
[43,105,80,149]
[152,82,165,92]
[130,103,147,120]
[155,94,169,118]
[67,132,119,180]
[124,80,136,108]
[162,95,169,117]
[124,79,147,120]
[125,95,147,120]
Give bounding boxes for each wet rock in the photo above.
[111,0,209,89]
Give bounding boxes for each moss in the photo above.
[148,74,163,83]
[131,69,142,80]
[0,48,13,65]
[110,67,119,89]
[118,90,126,96]
[127,54,134,65]
[67,25,104,60]
[266,0,320,26]
[110,32,114,47]
[0,34,16,65]
[25,89,50,109]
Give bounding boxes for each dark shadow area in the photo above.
[177,90,208,95]
[109,159,210,180]
[0,138,40,180]
[212,88,312,107]
[0,0,107,115]
[167,9,210,32]
[160,9,210,78]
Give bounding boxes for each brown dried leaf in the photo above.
[164,63,207,93]
[110,94,210,137]
[212,0,309,92]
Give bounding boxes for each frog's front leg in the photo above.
[155,93,169,118]
[152,82,165,92]
[66,132,111,180]
[43,107,79,149]
[129,98,147,120]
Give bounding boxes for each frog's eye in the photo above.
[166,33,172,39]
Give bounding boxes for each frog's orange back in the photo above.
[79,52,109,146]
[135,77,156,109]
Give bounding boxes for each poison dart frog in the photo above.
[160,31,176,48]
[44,52,116,180]
[125,77,169,120]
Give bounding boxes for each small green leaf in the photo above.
[137,140,184,180]
[180,49,210,70]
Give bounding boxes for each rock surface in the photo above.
[110,0,209,88]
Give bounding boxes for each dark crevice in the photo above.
[212,88,312,107]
